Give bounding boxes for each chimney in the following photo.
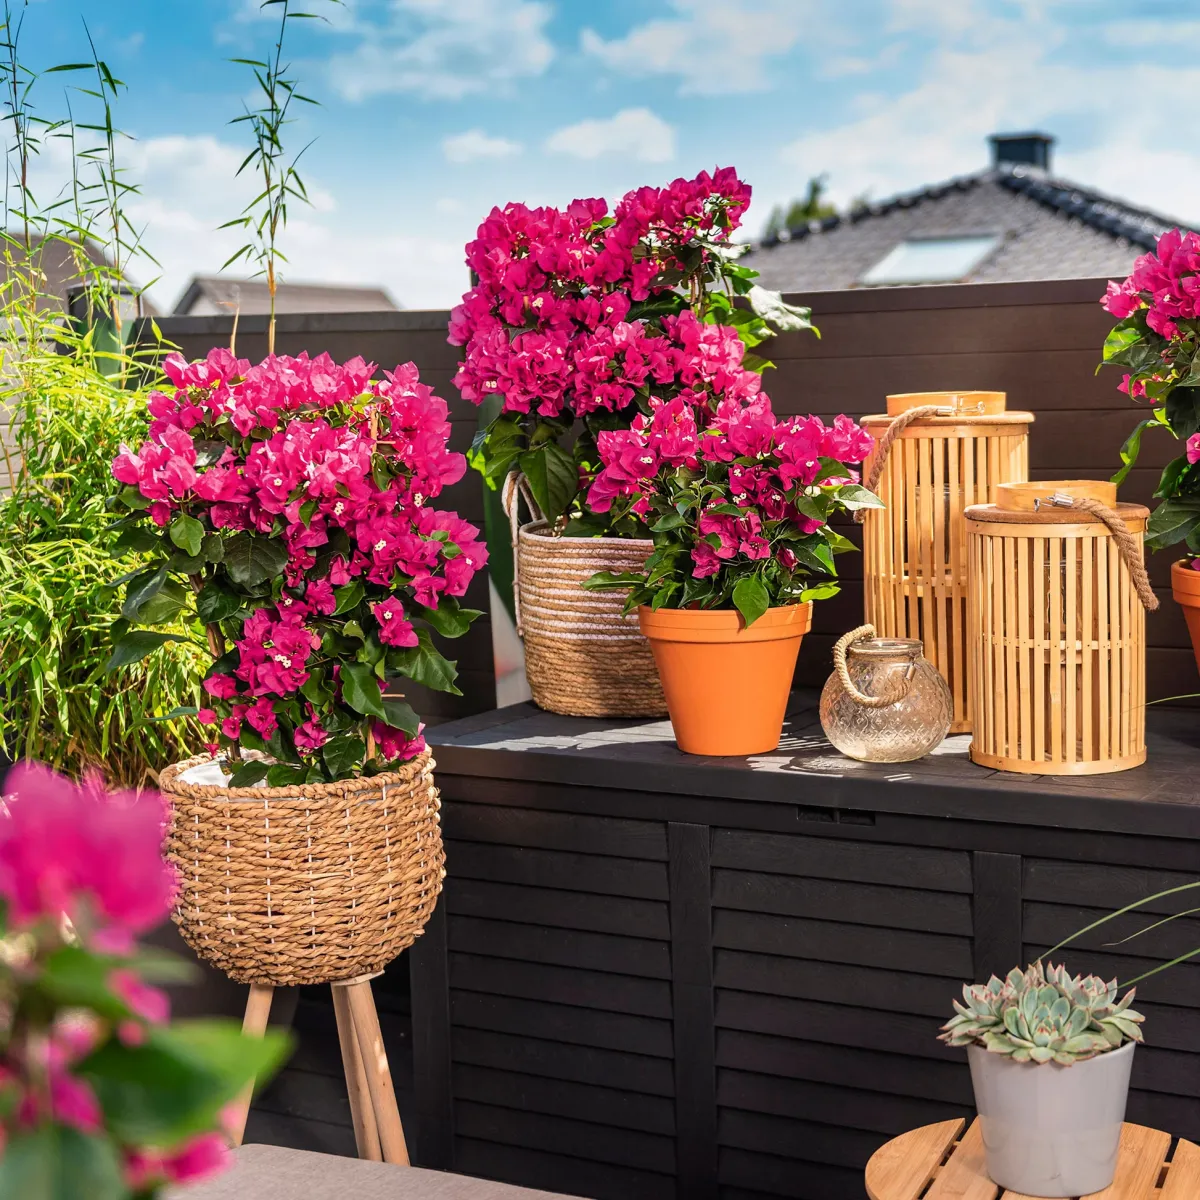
[988,132,1054,172]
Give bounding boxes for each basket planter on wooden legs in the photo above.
[860,391,1033,734]
[965,481,1155,776]
[161,749,445,1162]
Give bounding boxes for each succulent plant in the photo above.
[939,961,1145,1065]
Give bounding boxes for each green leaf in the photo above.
[266,763,307,787]
[227,760,270,787]
[121,564,168,620]
[169,514,204,557]
[1147,498,1200,549]
[0,1125,125,1200]
[519,440,579,524]
[135,578,189,626]
[1101,318,1143,362]
[798,582,840,602]
[381,696,420,736]
[196,582,242,625]
[106,631,189,672]
[1166,385,1200,441]
[223,532,289,587]
[732,575,770,627]
[1112,417,1153,487]
[747,285,816,334]
[141,705,200,724]
[322,735,366,780]
[411,597,482,638]
[389,628,461,694]
[651,512,688,532]
[741,352,776,373]
[112,524,160,555]
[299,668,333,707]
[80,1020,290,1146]
[37,945,128,1018]
[341,661,387,719]
[581,570,643,592]
[333,580,364,615]
[202,532,225,563]
[836,483,885,511]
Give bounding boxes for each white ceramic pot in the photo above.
[967,1042,1135,1197]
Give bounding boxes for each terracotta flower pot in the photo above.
[1172,559,1200,676]
[638,603,813,756]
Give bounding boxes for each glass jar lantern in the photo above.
[860,391,1033,735]
[820,625,953,763]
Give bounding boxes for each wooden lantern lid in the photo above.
[885,390,1006,416]
[966,480,1149,529]
[996,480,1116,511]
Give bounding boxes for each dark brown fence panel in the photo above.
[147,311,494,721]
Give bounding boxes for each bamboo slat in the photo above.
[862,392,1032,733]
[965,481,1149,776]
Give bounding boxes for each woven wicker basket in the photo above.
[161,750,444,987]
[516,520,667,718]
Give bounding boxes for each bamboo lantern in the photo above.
[965,480,1158,776]
[860,391,1033,733]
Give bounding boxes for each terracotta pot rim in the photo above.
[638,601,813,645]
[1172,557,1200,601]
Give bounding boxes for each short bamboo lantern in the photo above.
[965,481,1158,776]
[860,391,1033,733]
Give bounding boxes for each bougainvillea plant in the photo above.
[450,167,816,534]
[1101,227,1200,563]
[108,349,487,787]
[0,762,288,1198]
[580,392,878,624]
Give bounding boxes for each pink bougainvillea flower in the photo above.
[1188,433,1200,464]
[372,597,419,647]
[0,763,175,936]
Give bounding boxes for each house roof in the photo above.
[745,163,1187,293]
[172,275,400,316]
[0,234,158,316]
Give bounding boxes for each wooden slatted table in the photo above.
[865,1117,1200,1199]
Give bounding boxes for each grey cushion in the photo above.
[169,1144,580,1200]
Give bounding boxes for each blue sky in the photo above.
[14,0,1200,311]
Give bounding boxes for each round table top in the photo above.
[865,1117,1200,1200]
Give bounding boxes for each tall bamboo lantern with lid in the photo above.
[860,391,1033,733]
[965,480,1157,776]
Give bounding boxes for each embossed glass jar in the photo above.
[819,631,952,763]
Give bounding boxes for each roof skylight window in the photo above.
[861,235,1000,285]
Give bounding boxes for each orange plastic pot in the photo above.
[1172,560,1200,676]
[638,603,813,756]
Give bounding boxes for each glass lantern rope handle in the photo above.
[832,624,916,708]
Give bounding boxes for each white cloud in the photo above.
[326,0,554,102]
[544,108,676,163]
[442,129,522,164]
[775,6,1200,228]
[581,0,819,95]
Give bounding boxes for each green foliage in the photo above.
[761,175,838,241]
[222,0,340,352]
[939,961,1144,1065]
[0,6,204,786]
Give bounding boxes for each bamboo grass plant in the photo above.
[0,7,204,786]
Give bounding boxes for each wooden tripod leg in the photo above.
[229,983,274,1147]
[345,979,410,1165]
[332,983,382,1161]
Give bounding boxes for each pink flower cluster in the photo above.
[589,396,873,579]
[1103,228,1200,339]
[112,349,487,767]
[449,169,752,419]
[0,764,228,1192]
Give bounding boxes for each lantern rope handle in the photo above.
[1036,494,1160,611]
[832,624,915,708]
[501,471,544,636]
[853,404,945,523]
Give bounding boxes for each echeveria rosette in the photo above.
[0,762,290,1197]
[580,392,879,625]
[450,168,815,530]
[108,348,488,788]
[939,961,1144,1066]
[1100,228,1200,564]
